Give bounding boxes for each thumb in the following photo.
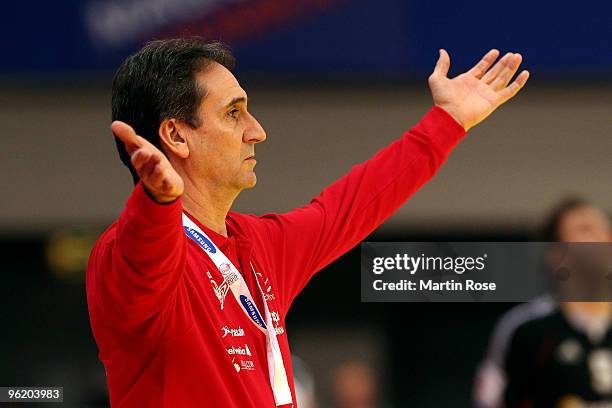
[111,121,142,154]
[432,49,451,78]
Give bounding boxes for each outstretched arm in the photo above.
[257,49,529,313]
[91,123,187,328]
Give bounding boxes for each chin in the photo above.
[240,174,258,190]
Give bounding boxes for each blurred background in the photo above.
[1,0,611,406]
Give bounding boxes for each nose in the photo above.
[244,112,267,144]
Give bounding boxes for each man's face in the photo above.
[558,206,612,243]
[555,207,612,297]
[181,62,266,193]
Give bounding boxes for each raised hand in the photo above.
[428,49,529,131]
[111,121,184,203]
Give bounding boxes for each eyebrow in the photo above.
[224,96,247,109]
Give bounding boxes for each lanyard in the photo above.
[182,214,293,406]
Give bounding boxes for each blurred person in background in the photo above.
[474,198,612,408]
[87,37,528,407]
[333,360,390,408]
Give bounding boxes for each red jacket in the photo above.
[86,106,465,407]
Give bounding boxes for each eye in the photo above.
[227,108,239,119]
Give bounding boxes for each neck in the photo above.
[181,176,238,238]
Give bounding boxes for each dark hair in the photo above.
[540,197,591,241]
[111,38,235,184]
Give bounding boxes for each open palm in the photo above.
[429,49,529,131]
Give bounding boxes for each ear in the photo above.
[159,118,189,159]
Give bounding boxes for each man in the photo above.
[87,38,528,407]
[474,199,612,408]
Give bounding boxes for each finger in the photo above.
[497,70,530,104]
[468,49,500,79]
[130,149,151,172]
[111,121,141,153]
[131,149,162,178]
[144,159,179,199]
[149,163,167,187]
[481,52,513,84]
[491,53,523,91]
[139,153,162,180]
[432,49,451,78]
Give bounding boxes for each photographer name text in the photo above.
[371,254,496,292]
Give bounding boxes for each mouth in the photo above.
[244,154,255,161]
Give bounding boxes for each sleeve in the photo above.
[258,106,466,313]
[474,360,506,408]
[474,311,514,408]
[474,300,554,408]
[96,182,186,327]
